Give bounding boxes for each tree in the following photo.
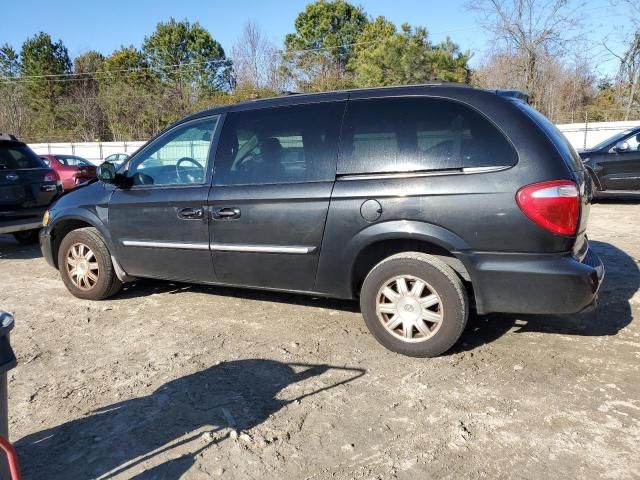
[232,21,284,92]
[142,17,232,111]
[468,0,584,110]
[349,18,470,87]
[61,51,106,141]
[283,0,368,90]
[98,47,162,140]
[0,44,29,137]
[20,32,72,140]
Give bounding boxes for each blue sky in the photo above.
[1,0,633,76]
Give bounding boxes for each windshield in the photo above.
[589,129,636,151]
[0,142,46,169]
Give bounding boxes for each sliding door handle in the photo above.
[212,207,241,219]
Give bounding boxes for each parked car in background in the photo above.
[40,84,603,357]
[578,127,640,196]
[104,153,129,167]
[0,133,61,244]
[40,154,97,191]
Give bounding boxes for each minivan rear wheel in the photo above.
[58,227,122,300]
[360,252,468,357]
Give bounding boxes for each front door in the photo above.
[601,132,640,191]
[108,115,221,282]
[208,100,346,292]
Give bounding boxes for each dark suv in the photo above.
[39,84,604,357]
[1,133,60,244]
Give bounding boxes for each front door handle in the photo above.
[177,207,203,220]
[212,207,241,220]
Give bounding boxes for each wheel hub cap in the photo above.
[66,242,99,291]
[376,275,444,343]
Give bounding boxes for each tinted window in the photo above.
[338,97,516,175]
[127,116,219,186]
[214,102,344,185]
[0,142,46,169]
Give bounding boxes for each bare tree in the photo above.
[232,21,285,91]
[469,0,585,109]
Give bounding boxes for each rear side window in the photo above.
[0,142,46,169]
[56,155,91,167]
[214,101,345,185]
[338,97,517,175]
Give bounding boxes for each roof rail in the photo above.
[492,90,529,104]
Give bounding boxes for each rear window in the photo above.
[338,97,517,175]
[0,142,46,169]
[516,102,583,171]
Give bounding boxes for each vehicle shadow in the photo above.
[0,235,42,260]
[454,240,639,352]
[16,359,365,479]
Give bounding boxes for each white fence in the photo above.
[28,120,640,165]
[558,120,640,150]
[29,141,146,165]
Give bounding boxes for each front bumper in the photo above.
[460,243,604,315]
[39,227,56,268]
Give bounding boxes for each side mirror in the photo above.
[614,140,630,153]
[97,161,117,184]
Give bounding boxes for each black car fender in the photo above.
[316,219,472,298]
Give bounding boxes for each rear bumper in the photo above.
[39,228,56,268]
[461,244,604,315]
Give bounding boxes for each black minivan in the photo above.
[40,84,604,357]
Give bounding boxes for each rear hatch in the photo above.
[0,141,59,218]
[514,103,591,253]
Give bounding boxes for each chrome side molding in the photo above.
[122,240,315,254]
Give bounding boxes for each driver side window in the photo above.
[127,116,219,186]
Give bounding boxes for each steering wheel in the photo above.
[176,157,204,183]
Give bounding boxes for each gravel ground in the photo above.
[0,201,638,480]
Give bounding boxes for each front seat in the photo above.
[256,137,285,182]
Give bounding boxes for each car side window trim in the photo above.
[121,114,224,189]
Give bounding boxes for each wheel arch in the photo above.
[337,220,473,298]
[49,212,113,269]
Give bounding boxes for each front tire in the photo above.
[58,227,122,300]
[360,252,468,357]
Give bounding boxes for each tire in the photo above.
[12,229,40,245]
[360,252,468,358]
[57,227,122,300]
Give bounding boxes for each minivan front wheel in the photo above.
[360,252,468,357]
[58,227,122,300]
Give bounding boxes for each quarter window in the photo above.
[338,98,517,174]
[214,102,344,185]
[127,116,219,186]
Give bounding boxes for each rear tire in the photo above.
[12,229,40,245]
[360,252,468,357]
[58,227,122,300]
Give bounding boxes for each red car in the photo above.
[39,154,97,190]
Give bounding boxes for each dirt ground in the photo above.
[0,201,639,480]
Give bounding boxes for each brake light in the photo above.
[43,171,58,182]
[516,180,580,236]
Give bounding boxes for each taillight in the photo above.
[516,180,580,236]
[43,171,58,182]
